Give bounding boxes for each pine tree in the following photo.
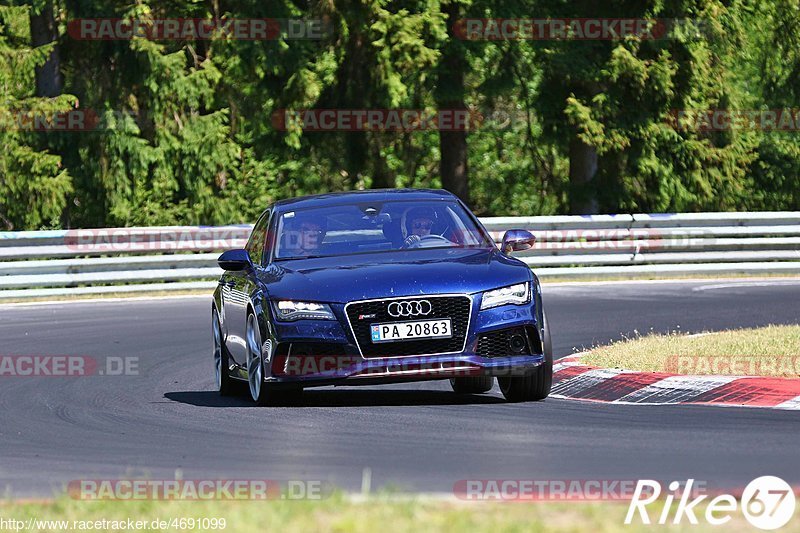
[0,4,74,229]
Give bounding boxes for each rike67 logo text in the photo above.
[625,477,796,530]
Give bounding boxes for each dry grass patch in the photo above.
[582,325,800,377]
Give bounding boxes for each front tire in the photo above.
[245,312,302,406]
[246,312,271,406]
[213,309,235,396]
[450,376,494,394]
[498,314,553,402]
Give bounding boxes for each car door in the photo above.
[224,210,270,365]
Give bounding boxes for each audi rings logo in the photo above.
[387,300,433,318]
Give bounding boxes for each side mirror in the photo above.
[218,249,252,271]
[501,230,536,254]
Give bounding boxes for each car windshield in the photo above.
[273,200,493,260]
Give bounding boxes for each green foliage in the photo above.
[1,0,799,229]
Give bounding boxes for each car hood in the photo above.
[259,248,531,303]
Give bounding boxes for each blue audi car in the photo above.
[212,189,552,404]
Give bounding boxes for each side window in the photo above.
[245,211,270,266]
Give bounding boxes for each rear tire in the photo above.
[499,313,553,402]
[450,376,494,394]
[213,309,235,396]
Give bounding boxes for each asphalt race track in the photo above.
[1,279,799,497]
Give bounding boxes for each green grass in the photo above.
[0,493,781,532]
[582,325,800,377]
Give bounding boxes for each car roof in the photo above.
[272,188,458,212]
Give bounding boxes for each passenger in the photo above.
[289,215,326,256]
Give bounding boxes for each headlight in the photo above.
[480,282,530,310]
[272,300,335,321]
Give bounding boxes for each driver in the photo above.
[403,207,437,248]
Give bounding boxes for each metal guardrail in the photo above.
[0,213,798,299]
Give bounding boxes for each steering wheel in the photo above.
[405,234,453,249]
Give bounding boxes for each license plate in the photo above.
[370,319,452,343]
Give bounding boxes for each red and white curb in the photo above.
[552,354,800,410]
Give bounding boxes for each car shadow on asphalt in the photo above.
[164,389,505,408]
[164,391,256,407]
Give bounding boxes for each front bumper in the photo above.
[267,352,545,387]
[262,294,545,387]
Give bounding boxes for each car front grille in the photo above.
[345,295,472,358]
